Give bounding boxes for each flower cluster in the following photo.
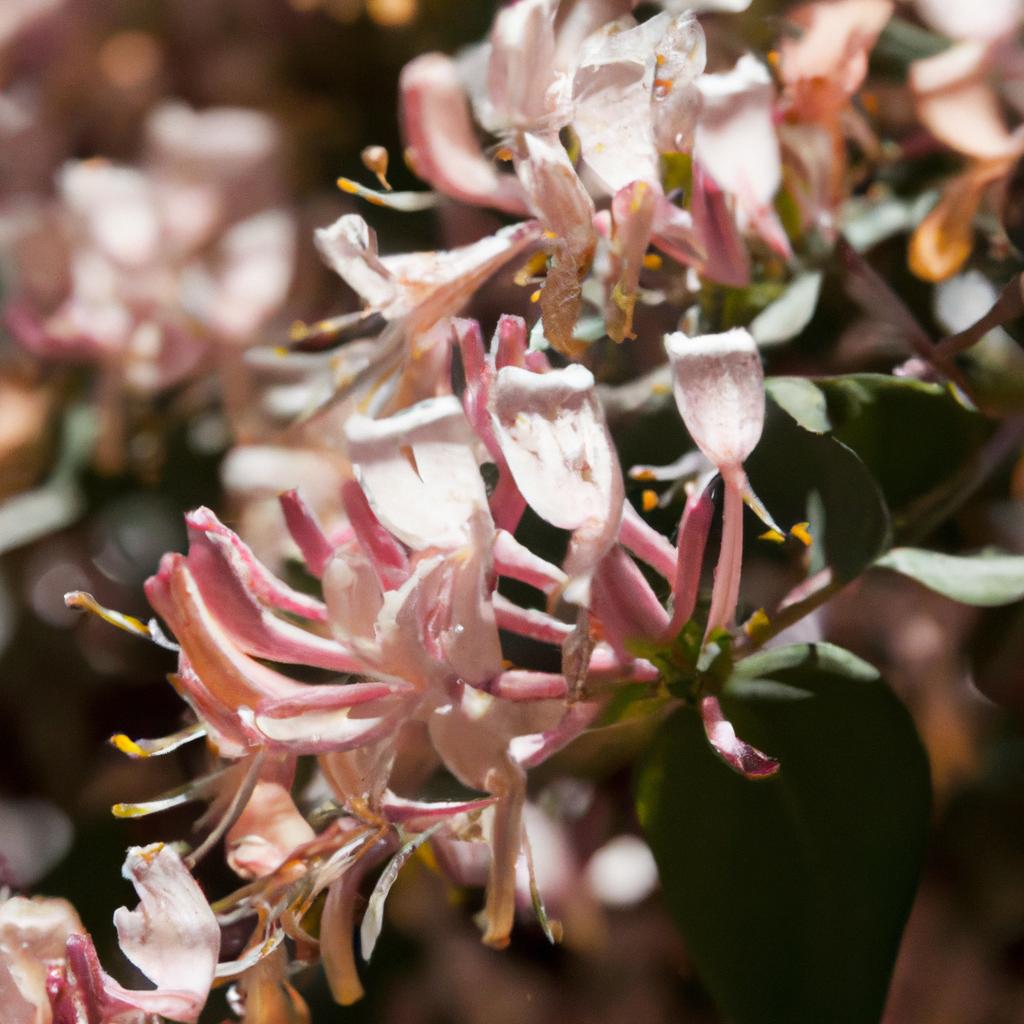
[3,0,1024,1021]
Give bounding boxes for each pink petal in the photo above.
[490,365,624,604]
[694,54,791,258]
[345,396,490,550]
[493,593,572,646]
[184,506,327,622]
[493,529,567,593]
[779,0,893,118]
[666,480,714,635]
[510,701,602,768]
[400,53,528,214]
[700,695,779,779]
[226,780,316,880]
[664,328,765,469]
[483,0,568,134]
[278,489,334,578]
[109,844,220,1023]
[571,13,666,193]
[618,500,677,581]
[690,162,751,287]
[184,520,359,673]
[591,546,671,657]
[491,671,568,701]
[606,180,659,343]
[915,0,1021,42]
[339,480,410,590]
[314,215,396,312]
[910,41,1024,162]
[251,687,410,755]
[146,555,321,710]
[513,131,596,354]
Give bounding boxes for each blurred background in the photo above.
[3,1,1024,1021]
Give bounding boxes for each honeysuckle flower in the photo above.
[4,102,296,472]
[777,0,893,232]
[391,1,710,348]
[907,32,1024,281]
[306,213,540,411]
[489,362,624,606]
[693,54,791,263]
[0,893,83,1024]
[43,845,219,1024]
[664,327,765,636]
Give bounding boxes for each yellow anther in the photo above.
[642,252,663,271]
[767,50,780,68]
[655,53,666,67]
[289,320,309,342]
[110,733,148,758]
[790,522,813,547]
[744,608,771,640]
[495,147,514,162]
[530,289,542,303]
[360,144,392,190]
[759,528,787,544]
[641,489,658,512]
[633,468,656,481]
[651,381,671,396]
[111,803,146,819]
[337,177,360,195]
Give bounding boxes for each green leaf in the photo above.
[875,548,1024,606]
[636,642,931,1024]
[766,377,832,433]
[746,395,892,581]
[814,374,989,514]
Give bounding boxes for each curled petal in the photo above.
[109,844,220,1022]
[694,54,790,258]
[184,519,359,673]
[606,181,658,343]
[909,162,1010,282]
[910,42,1024,162]
[779,0,894,120]
[339,481,409,591]
[591,548,670,659]
[278,490,334,578]
[691,162,750,287]
[493,529,567,594]
[400,53,528,214]
[491,365,624,604]
[345,396,489,550]
[618,501,677,581]
[571,13,668,192]
[483,0,568,134]
[514,131,596,355]
[251,684,413,755]
[314,215,396,312]
[510,701,602,768]
[183,506,327,622]
[700,695,779,779]
[226,781,316,880]
[666,480,714,634]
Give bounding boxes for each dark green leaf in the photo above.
[636,642,931,1024]
[815,374,989,513]
[875,547,1024,606]
[747,395,892,581]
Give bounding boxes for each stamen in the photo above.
[360,145,392,190]
[109,722,205,759]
